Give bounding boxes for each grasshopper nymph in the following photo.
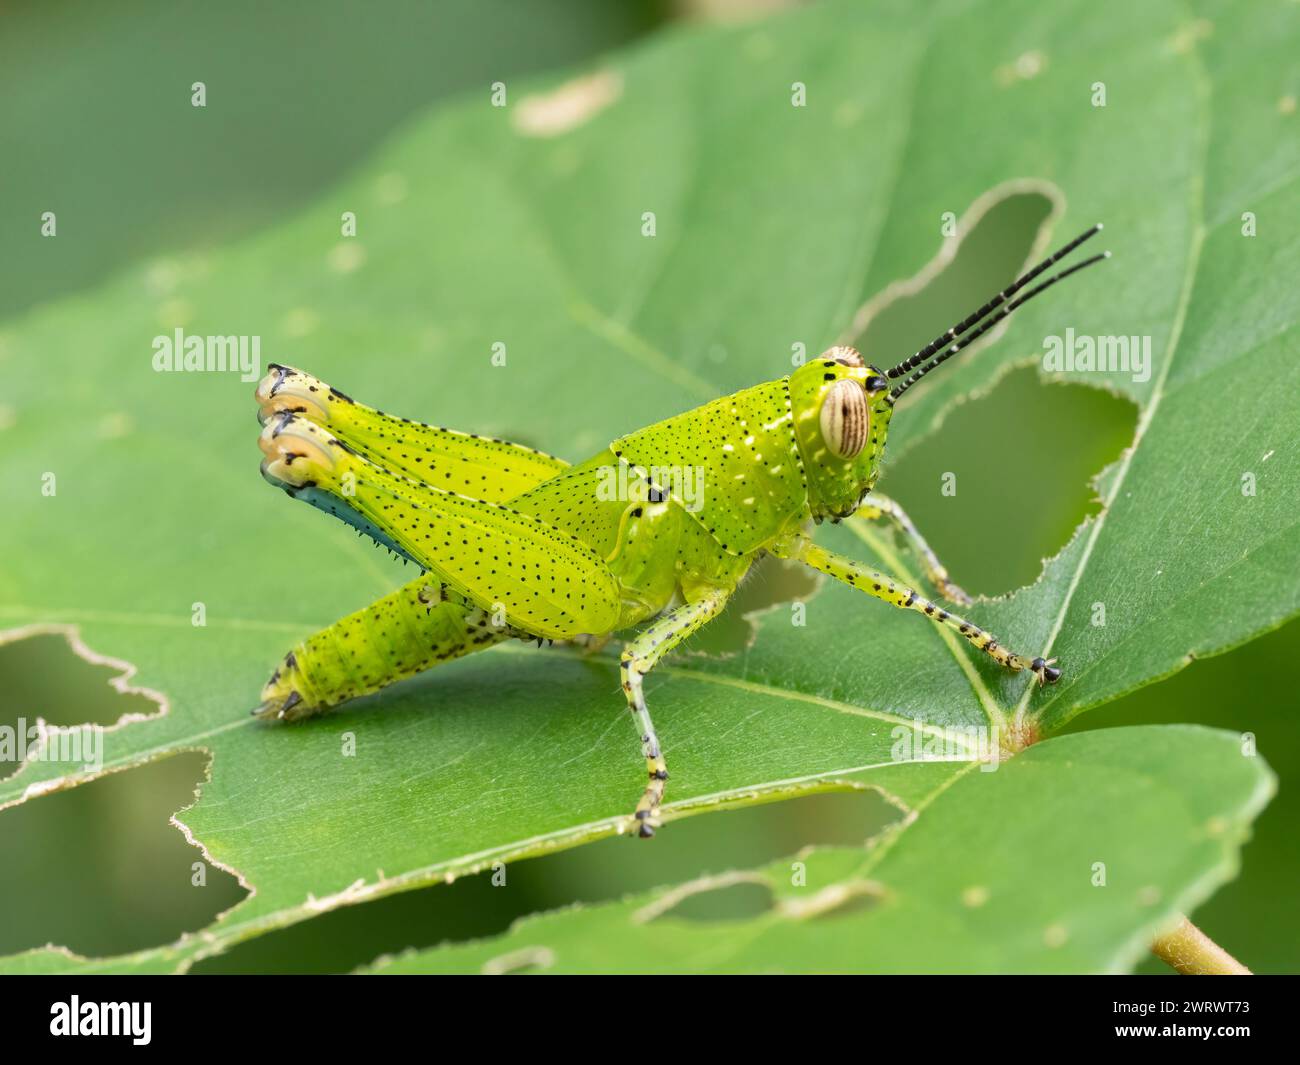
[252,225,1108,836]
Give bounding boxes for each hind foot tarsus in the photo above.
[253,650,324,722]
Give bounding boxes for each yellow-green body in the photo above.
[250,224,1102,835]
[251,354,1035,834]
[251,355,1035,834]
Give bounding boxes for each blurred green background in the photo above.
[0,0,665,320]
[0,0,1293,974]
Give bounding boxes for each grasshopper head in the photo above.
[790,225,1113,522]
[789,347,892,521]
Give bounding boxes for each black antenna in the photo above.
[885,223,1105,380]
[887,251,1110,403]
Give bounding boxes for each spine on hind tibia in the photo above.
[254,575,511,721]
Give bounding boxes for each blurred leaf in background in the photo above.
[0,0,664,318]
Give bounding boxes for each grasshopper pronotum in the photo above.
[253,225,1108,835]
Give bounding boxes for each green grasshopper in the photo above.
[252,225,1108,836]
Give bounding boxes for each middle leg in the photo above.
[619,586,731,838]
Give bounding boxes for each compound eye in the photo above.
[819,378,869,459]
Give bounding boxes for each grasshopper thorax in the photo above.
[789,351,892,521]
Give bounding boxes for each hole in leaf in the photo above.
[686,554,821,657]
[639,875,775,924]
[0,751,247,957]
[0,630,161,781]
[193,788,896,973]
[850,190,1057,367]
[839,187,1137,596]
[884,365,1135,596]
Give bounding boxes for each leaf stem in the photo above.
[1151,915,1250,975]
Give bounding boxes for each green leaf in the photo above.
[362,727,1273,974]
[0,0,1294,972]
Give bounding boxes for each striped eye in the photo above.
[819,379,869,459]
